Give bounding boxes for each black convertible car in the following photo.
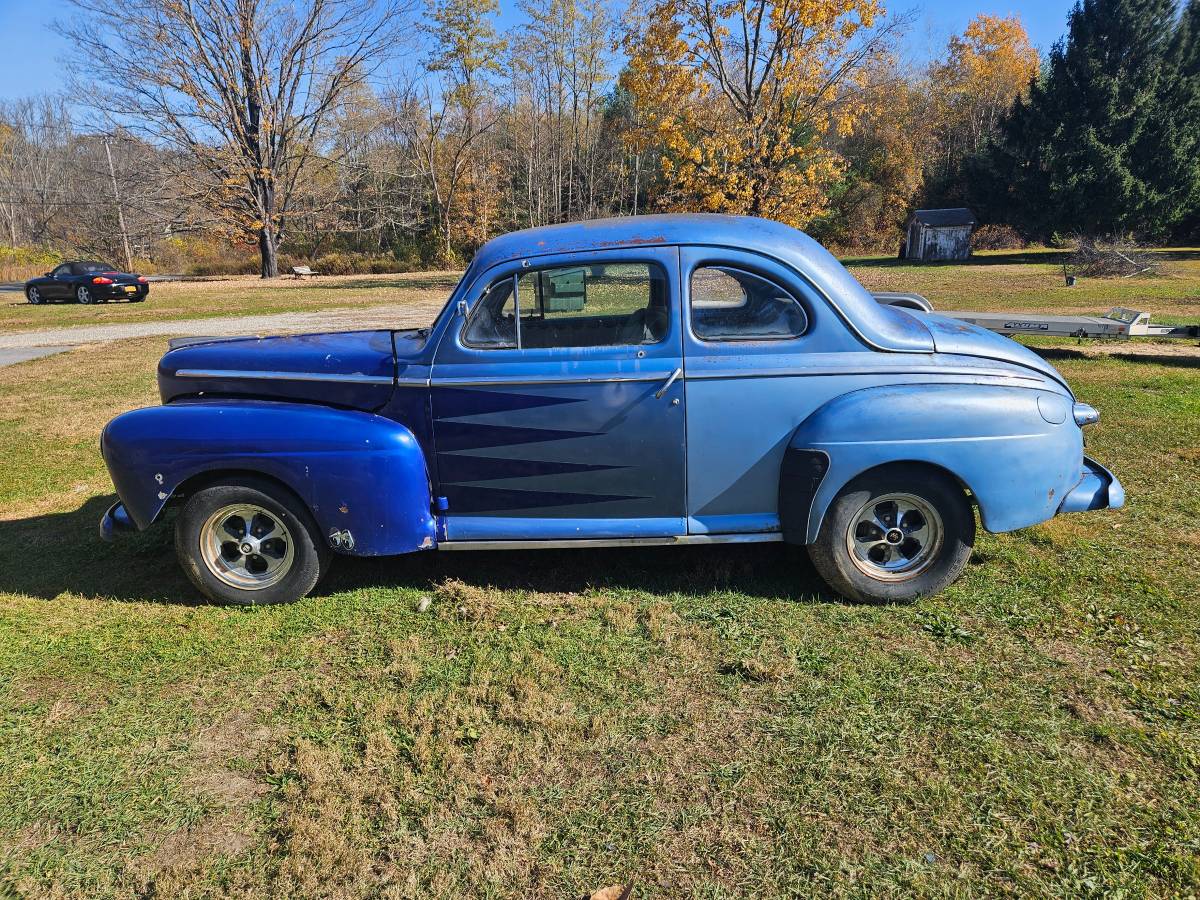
[25,261,149,305]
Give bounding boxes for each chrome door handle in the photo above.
[655,367,683,400]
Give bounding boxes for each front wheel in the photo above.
[807,464,975,603]
[76,285,95,304]
[175,477,332,605]
[26,287,43,305]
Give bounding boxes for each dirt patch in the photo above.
[132,694,282,891]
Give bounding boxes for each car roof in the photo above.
[466,214,933,353]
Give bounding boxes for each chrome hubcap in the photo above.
[28,288,40,304]
[846,493,943,581]
[78,287,91,303]
[199,503,295,591]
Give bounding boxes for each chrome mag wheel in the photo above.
[199,503,295,591]
[845,493,943,582]
[76,285,94,304]
[27,287,42,304]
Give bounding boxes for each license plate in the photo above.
[124,285,136,292]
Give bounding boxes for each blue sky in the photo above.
[0,0,1079,104]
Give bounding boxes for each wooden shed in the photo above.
[903,208,976,261]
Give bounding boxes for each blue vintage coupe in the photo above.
[99,215,1123,605]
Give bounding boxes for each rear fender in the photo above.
[784,383,1083,543]
[101,400,435,556]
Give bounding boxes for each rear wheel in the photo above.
[26,287,42,305]
[76,285,95,304]
[808,464,975,603]
[175,477,331,605]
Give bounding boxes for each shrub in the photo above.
[0,246,63,282]
[972,224,1026,251]
[302,252,412,276]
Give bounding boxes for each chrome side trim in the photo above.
[685,366,1045,382]
[174,368,396,385]
[438,532,783,551]
[431,374,665,387]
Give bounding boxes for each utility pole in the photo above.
[102,137,134,272]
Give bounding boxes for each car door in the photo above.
[430,247,686,541]
[47,264,73,300]
[679,246,870,535]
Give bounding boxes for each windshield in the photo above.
[73,261,118,274]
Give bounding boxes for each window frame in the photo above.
[459,259,671,352]
[687,264,810,344]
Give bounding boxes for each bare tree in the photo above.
[60,0,413,277]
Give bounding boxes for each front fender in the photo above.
[787,383,1083,543]
[101,400,435,556]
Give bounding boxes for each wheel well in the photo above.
[806,459,976,543]
[162,469,311,519]
[842,460,976,501]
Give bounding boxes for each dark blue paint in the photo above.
[101,400,434,555]
[158,330,400,410]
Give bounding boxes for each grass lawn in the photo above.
[0,259,1198,897]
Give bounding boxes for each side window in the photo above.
[462,262,669,350]
[462,276,517,349]
[52,264,71,278]
[690,266,808,341]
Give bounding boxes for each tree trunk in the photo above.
[259,223,279,279]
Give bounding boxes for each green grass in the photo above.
[0,261,1198,897]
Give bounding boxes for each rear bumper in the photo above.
[94,284,148,300]
[99,501,137,541]
[1059,456,1125,513]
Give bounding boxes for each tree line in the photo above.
[1,0,1197,279]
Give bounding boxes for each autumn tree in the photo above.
[405,0,507,263]
[930,16,1039,166]
[60,0,412,278]
[620,0,900,227]
[815,54,932,250]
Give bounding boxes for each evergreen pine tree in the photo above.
[1159,0,1200,239]
[971,0,1178,239]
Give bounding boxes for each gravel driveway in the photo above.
[0,301,444,366]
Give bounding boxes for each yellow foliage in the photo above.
[930,14,1039,156]
[621,0,885,227]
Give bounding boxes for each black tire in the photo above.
[76,285,94,304]
[174,476,332,606]
[26,287,43,305]
[807,464,975,603]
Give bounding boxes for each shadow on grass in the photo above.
[0,495,833,606]
[1030,346,1200,368]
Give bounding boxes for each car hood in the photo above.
[919,313,1071,391]
[157,329,426,410]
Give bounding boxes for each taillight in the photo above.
[137,276,148,283]
[92,276,114,284]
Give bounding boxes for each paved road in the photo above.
[0,301,443,366]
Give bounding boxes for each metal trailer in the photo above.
[871,293,1200,340]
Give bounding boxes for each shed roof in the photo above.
[909,208,976,228]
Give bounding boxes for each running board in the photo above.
[437,533,783,551]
